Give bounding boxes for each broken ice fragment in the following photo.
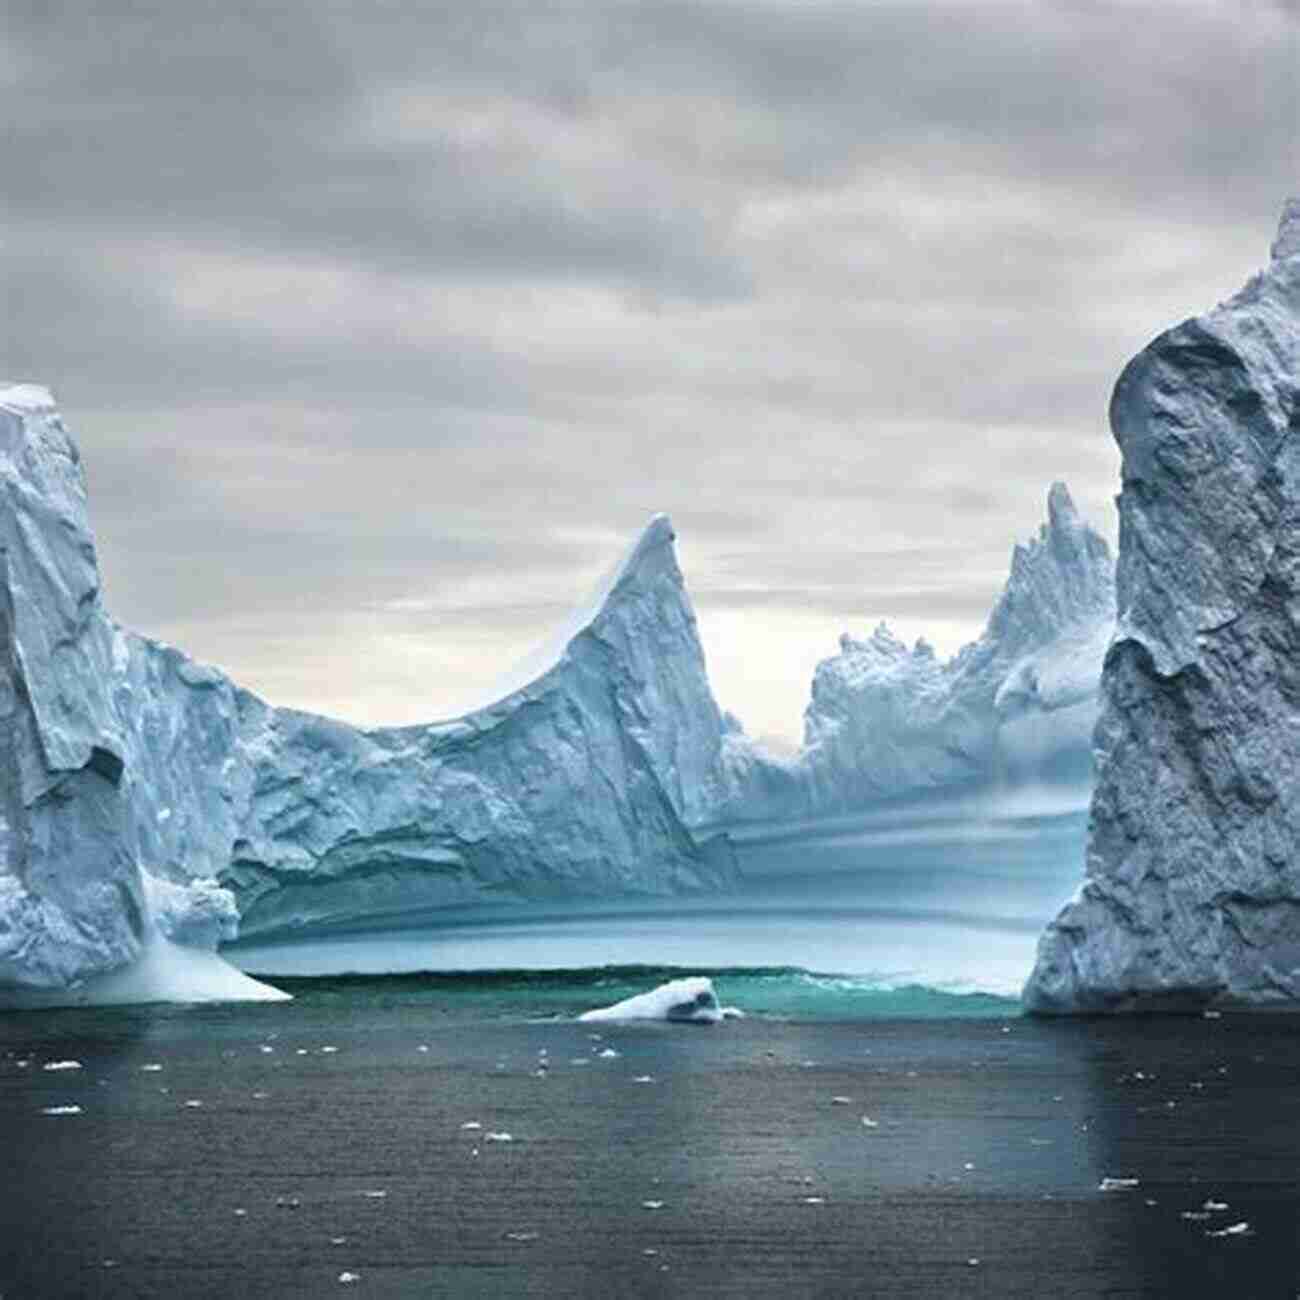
[485,1131,514,1143]
[1206,1222,1251,1238]
[41,1105,82,1115]
[1099,1177,1140,1192]
[43,1060,82,1071]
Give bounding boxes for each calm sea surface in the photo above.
[14,792,1300,1297]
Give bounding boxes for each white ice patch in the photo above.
[579,976,725,1024]
[0,937,289,1009]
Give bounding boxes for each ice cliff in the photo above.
[0,386,735,1001]
[1025,199,1300,1013]
[719,483,1115,821]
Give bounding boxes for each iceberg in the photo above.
[1024,199,1300,1013]
[0,385,737,1003]
[718,483,1115,821]
[579,975,726,1023]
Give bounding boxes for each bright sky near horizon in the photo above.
[4,2,1297,742]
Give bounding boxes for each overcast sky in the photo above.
[4,1,1297,742]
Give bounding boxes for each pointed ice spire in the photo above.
[1270,196,1300,262]
[1046,481,1081,534]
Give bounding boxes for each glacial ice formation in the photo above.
[0,384,735,1001]
[719,483,1115,821]
[579,976,727,1022]
[1024,199,1300,1013]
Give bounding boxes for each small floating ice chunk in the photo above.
[183,1099,203,1108]
[361,1189,387,1199]
[43,1060,82,1072]
[42,1105,82,1115]
[831,1096,853,1105]
[580,977,725,1024]
[338,1271,360,1283]
[861,1117,879,1129]
[1207,1222,1251,1238]
[633,1075,654,1084]
[642,1200,664,1210]
[803,1197,825,1205]
[1099,1177,1140,1192]
[485,1131,514,1143]
[320,1046,338,1054]
[234,1209,247,1217]
[1203,1199,1229,1211]
[140,1063,163,1072]
[596,1047,619,1059]
[460,1121,482,1131]
[504,1231,539,1242]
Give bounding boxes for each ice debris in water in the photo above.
[361,1190,387,1199]
[42,1105,82,1115]
[1099,1177,1140,1192]
[596,1047,620,1059]
[338,1272,360,1284]
[1207,1222,1252,1238]
[460,1121,482,1131]
[504,1231,539,1242]
[485,1131,514,1143]
[861,1117,879,1129]
[43,1060,82,1071]
[140,1063,162,1072]
[579,976,726,1023]
[633,1075,654,1084]
[831,1096,852,1105]
[642,1200,664,1210]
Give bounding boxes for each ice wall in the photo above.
[1025,199,1300,1013]
[719,483,1115,821]
[0,387,735,996]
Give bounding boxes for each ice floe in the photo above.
[579,976,726,1023]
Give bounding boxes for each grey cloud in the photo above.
[3,0,1293,737]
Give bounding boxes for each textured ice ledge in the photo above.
[1025,199,1300,1013]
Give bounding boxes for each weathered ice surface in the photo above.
[1025,200,1300,1013]
[720,484,1114,821]
[0,386,735,997]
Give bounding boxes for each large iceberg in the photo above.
[719,483,1115,821]
[1024,199,1300,1013]
[0,385,736,1002]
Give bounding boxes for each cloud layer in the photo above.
[4,1,1297,738]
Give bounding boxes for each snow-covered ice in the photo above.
[579,976,726,1023]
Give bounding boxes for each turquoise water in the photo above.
[259,964,1022,1022]
[228,791,1087,1013]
